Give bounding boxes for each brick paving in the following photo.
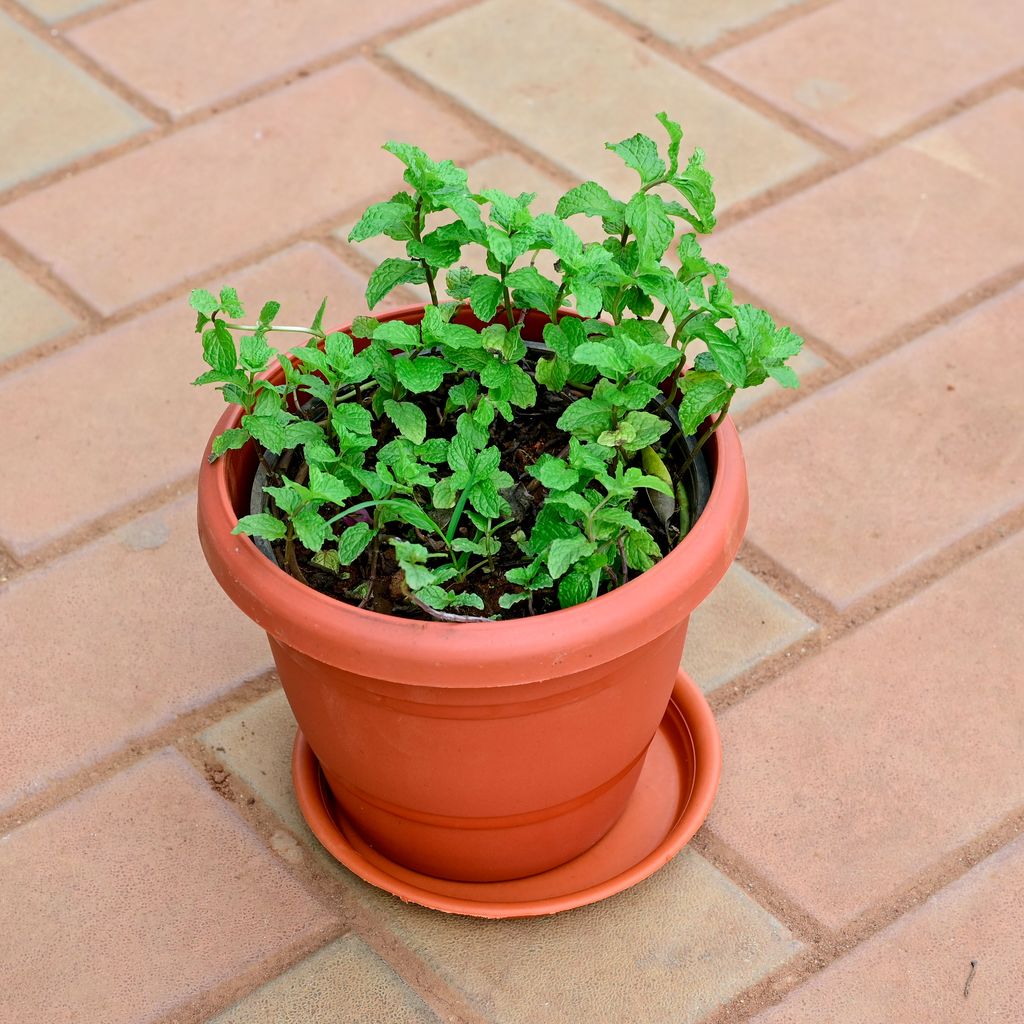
[0,0,1020,1020]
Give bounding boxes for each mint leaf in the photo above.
[606,132,665,186]
[558,572,593,608]
[383,399,427,444]
[557,398,613,439]
[469,275,504,322]
[446,265,475,300]
[366,258,427,309]
[349,200,414,243]
[202,322,236,373]
[190,289,220,316]
[232,513,286,540]
[337,522,375,564]
[528,454,580,491]
[625,193,674,262]
[656,112,683,176]
[293,506,332,553]
[767,364,800,388]
[219,287,245,319]
[258,300,280,326]
[241,414,288,453]
[689,320,747,388]
[239,333,272,373]
[547,536,596,579]
[678,372,730,435]
[395,356,449,393]
[211,428,248,459]
[555,181,625,228]
[331,403,373,436]
[373,320,420,350]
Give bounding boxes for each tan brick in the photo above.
[0,12,146,190]
[210,935,439,1024]
[741,285,1024,607]
[0,498,270,812]
[0,750,336,1024]
[684,564,815,692]
[600,0,802,48]
[0,243,376,556]
[711,0,1024,146]
[753,836,1024,1022]
[385,0,819,211]
[0,257,77,359]
[202,690,304,837]
[364,852,799,1024]
[70,0,454,117]
[0,59,483,314]
[710,531,1024,928]
[710,92,1024,357]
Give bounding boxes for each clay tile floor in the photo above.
[2,0,1022,1021]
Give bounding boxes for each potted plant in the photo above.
[194,114,802,916]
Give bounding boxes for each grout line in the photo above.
[701,803,1024,1022]
[693,0,841,59]
[53,0,147,31]
[0,0,488,210]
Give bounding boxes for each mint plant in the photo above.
[192,114,803,621]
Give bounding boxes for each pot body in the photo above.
[197,305,748,881]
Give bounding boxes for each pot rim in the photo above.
[197,304,749,686]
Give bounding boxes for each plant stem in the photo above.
[407,592,488,623]
[413,196,439,305]
[219,322,323,338]
[676,390,734,479]
[445,476,477,544]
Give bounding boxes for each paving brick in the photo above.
[0,750,336,1024]
[0,59,483,314]
[202,689,304,836]
[0,243,380,556]
[710,91,1024,357]
[740,285,1024,607]
[0,12,146,191]
[683,565,815,692]
[386,0,819,211]
[363,852,799,1024]
[599,0,802,48]
[711,0,1024,146]
[709,530,1024,929]
[17,0,105,22]
[70,0,454,117]
[0,498,271,812]
[0,257,77,358]
[210,935,439,1024]
[752,836,1024,1022]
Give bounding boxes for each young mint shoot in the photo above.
[191,114,803,621]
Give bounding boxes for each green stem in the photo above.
[412,196,439,306]
[219,322,323,338]
[676,390,735,479]
[445,476,477,544]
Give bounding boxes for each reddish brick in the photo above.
[70,0,454,117]
[0,60,483,314]
[710,91,1024,357]
[709,530,1024,928]
[0,497,270,811]
[711,0,1024,146]
[0,750,336,1024]
[740,285,1024,607]
[0,243,379,557]
[753,836,1024,1022]
[385,0,819,211]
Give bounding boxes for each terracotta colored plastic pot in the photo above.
[197,305,748,882]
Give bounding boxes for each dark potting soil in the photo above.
[261,385,708,622]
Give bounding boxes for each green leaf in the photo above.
[621,411,670,451]
[311,549,341,573]
[308,465,356,505]
[679,372,731,435]
[258,300,280,326]
[331,403,373,436]
[348,200,415,243]
[767,364,800,388]
[656,112,683,176]
[572,282,603,318]
[528,454,580,491]
[337,522,375,564]
[395,356,449,393]
[498,592,530,609]
[606,132,665,186]
[558,572,593,609]
[572,341,629,379]
[505,266,559,316]
[350,315,379,340]
[366,259,427,309]
[557,398,613,439]
[373,320,420,350]
[624,529,661,572]
[625,192,674,262]
[383,399,427,444]
[211,428,248,459]
[293,506,332,553]
[241,414,288,453]
[533,213,584,263]
[202,322,236,373]
[219,287,245,319]
[232,513,286,540]
[469,275,504,322]
[190,288,220,316]
[547,536,596,579]
[535,355,569,392]
[309,297,328,336]
[690,320,747,388]
[239,333,272,373]
[446,265,475,300]
[324,331,354,370]
[378,499,438,534]
[555,181,626,228]
[669,149,717,232]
